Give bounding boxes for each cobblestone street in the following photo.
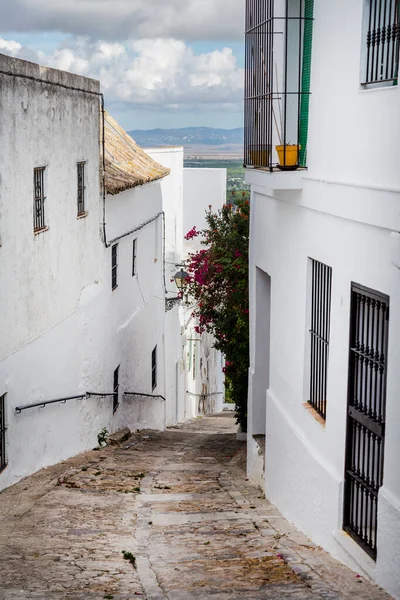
[0,413,392,599]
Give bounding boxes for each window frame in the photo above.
[111,244,118,291]
[132,238,137,277]
[152,346,157,391]
[33,167,46,232]
[77,161,86,216]
[113,366,120,413]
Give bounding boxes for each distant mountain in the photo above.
[128,127,244,147]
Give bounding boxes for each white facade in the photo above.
[0,54,224,492]
[182,168,226,419]
[246,1,400,598]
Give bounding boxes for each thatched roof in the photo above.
[102,112,170,195]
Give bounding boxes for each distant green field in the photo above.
[184,158,250,202]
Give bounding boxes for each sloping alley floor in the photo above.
[0,413,391,600]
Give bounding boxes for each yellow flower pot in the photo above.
[276,144,301,168]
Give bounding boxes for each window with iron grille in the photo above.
[0,394,6,472]
[343,285,389,559]
[77,162,86,215]
[308,259,332,420]
[192,344,197,380]
[113,366,119,412]
[132,238,137,276]
[111,244,118,290]
[33,167,46,231]
[362,0,400,85]
[152,346,157,390]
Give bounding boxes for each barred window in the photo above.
[34,167,46,231]
[111,244,118,291]
[113,366,119,413]
[152,346,157,390]
[132,238,137,276]
[362,0,400,85]
[77,162,86,215]
[0,394,6,472]
[308,259,332,420]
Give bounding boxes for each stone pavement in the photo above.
[0,413,392,600]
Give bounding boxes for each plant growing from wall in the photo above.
[184,198,250,431]
[97,427,109,447]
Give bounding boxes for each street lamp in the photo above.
[165,269,190,312]
[173,269,190,290]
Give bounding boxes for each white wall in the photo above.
[182,167,226,419]
[183,168,226,237]
[147,148,186,427]
[246,1,400,596]
[0,56,107,490]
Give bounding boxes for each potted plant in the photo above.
[275,142,301,169]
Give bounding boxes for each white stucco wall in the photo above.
[183,168,226,237]
[182,168,226,419]
[146,148,186,427]
[246,1,400,597]
[0,55,107,490]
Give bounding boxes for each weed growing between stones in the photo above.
[122,551,136,568]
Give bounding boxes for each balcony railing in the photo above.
[244,0,314,171]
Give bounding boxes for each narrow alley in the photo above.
[0,414,391,600]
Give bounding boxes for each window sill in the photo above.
[359,81,398,92]
[34,226,49,236]
[302,402,326,428]
[77,211,88,219]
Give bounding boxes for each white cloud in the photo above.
[0,36,244,113]
[0,38,22,55]
[0,0,243,41]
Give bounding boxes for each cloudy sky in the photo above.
[0,0,245,130]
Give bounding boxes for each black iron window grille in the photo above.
[113,366,119,412]
[309,259,332,420]
[0,394,6,472]
[343,285,389,559]
[362,0,400,85]
[77,162,86,215]
[132,238,137,276]
[111,244,118,290]
[244,0,314,170]
[152,346,157,391]
[34,167,46,231]
[192,344,197,380]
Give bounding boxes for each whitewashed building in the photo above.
[182,168,226,419]
[244,0,400,597]
[0,53,223,492]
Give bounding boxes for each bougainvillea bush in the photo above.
[184,196,249,431]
